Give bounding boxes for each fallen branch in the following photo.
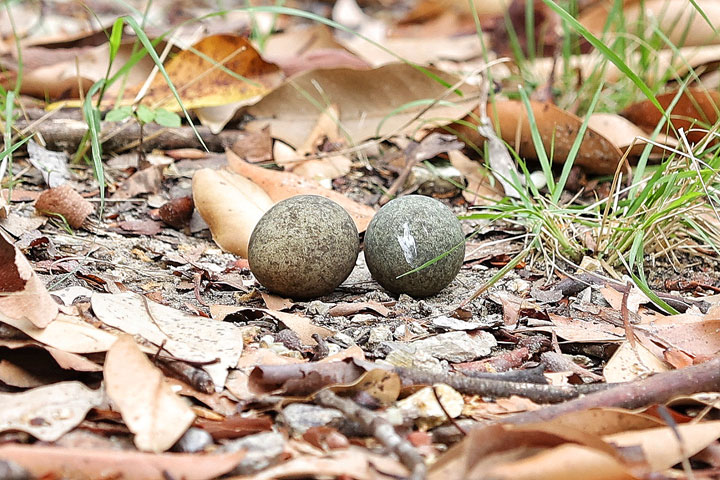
[314,389,426,480]
[14,118,242,153]
[504,355,720,425]
[393,367,608,403]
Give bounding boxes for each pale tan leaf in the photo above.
[603,341,670,383]
[92,292,244,390]
[192,168,274,257]
[0,444,245,480]
[0,231,58,328]
[104,335,195,452]
[0,381,104,441]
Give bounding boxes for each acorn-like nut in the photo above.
[364,195,464,297]
[248,195,359,299]
[159,196,194,228]
[35,184,94,229]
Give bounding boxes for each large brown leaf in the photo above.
[449,101,623,174]
[245,63,479,147]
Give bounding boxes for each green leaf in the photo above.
[135,104,155,124]
[105,106,133,122]
[153,108,181,128]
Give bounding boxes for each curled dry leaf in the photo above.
[448,150,505,205]
[0,444,245,480]
[104,335,196,452]
[34,183,93,229]
[0,381,104,441]
[227,150,375,232]
[622,89,720,143]
[0,231,58,328]
[192,168,274,258]
[451,101,623,175]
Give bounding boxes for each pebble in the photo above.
[406,331,496,362]
[171,427,213,453]
[221,432,286,475]
[277,403,344,435]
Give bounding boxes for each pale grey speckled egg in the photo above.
[364,195,464,297]
[248,195,359,299]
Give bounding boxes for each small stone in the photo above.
[171,427,213,453]
[364,195,464,297]
[410,331,496,362]
[329,332,355,348]
[249,195,359,299]
[221,432,285,475]
[368,325,393,345]
[277,403,344,435]
[432,315,482,331]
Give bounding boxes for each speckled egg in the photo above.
[248,195,359,299]
[364,195,464,297]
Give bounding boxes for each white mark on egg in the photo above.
[397,223,418,267]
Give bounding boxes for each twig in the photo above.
[394,367,608,404]
[503,356,720,425]
[314,389,426,480]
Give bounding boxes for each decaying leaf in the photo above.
[211,304,333,346]
[104,335,196,452]
[245,63,479,148]
[192,168,274,258]
[0,443,245,480]
[0,381,104,441]
[134,34,283,113]
[92,292,244,390]
[227,150,375,232]
[0,231,58,328]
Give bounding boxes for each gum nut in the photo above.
[248,195,360,299]
[364,195,464,297]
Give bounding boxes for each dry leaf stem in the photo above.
[314,389,426,480]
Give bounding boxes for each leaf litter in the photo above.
[2,0,720,479]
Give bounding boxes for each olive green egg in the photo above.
[248,195,359,299]
[364,195,464,297]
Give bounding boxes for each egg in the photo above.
[364,195,465,297]
[248,195,359,299]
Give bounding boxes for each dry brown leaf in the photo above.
[227,149,375,232]
[0,381,104,441]
[211,305,333,346]
[586,113,678,157]
[192,168,274,258]
[0,444,245,480]
[603,341,670,382]
[448,150,505,205]
[92,291,244,390]
[622,88,720,143]
[104,335,195,452]
[0,231,58,328]
[580,0,720,48]
[452,101,623,174]
[263,25,370,76]
[245,63,479,148]
[0,311,118,353]
[606,421,720,471]
[226,447,407,480]
[134,34,282,112]
[111,165,164,200]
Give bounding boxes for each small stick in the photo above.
[394,367,608,404]
[315,389,426,480]
[503,356,720,425]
